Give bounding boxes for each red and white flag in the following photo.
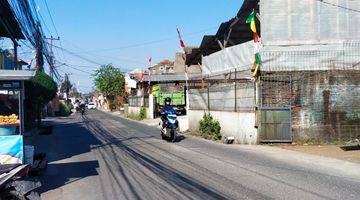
[176,27,188,80]
[148,57,152,85]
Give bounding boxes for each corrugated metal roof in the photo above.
[0,70,35,80]
[143,73,202,82]
[0,1,25,39]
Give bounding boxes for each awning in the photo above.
[0,70,35,81]
[0,0,25,39]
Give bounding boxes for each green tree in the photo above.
[93,64,125,109]
[60,74,73,99]
[25,71,57,128]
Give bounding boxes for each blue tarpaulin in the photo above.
[0,136,23,164]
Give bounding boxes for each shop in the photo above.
[0,70,35,165]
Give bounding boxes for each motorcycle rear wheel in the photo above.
[171,129,177,143]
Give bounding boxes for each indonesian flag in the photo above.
[176,27,188,80]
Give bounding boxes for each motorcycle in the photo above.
[160,108,179,142]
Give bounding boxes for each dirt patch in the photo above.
[278,145,360,164]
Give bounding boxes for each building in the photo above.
[187,0,360,144]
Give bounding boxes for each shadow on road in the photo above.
[31,114,102,195]
[37,160,100,194]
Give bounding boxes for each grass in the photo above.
[126,114,142,121]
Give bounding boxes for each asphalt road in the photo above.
[39,110,360,200]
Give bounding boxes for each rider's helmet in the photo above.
[164,97,171,106]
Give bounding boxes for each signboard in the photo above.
[0,81,22,90]
[0,136,23,164]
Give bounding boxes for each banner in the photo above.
[0,136,23,164]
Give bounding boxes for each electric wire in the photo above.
[316,0,360,13]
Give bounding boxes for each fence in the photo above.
[259,42,360,142]
[128,96,149,107]
[189,70,255,113]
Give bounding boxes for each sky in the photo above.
[18,0,243,93]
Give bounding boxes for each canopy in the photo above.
[0,0,25,39]
[0,70,35,81]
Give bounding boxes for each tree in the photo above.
[60,74,73,99]
[25,71,57,128]
[93,64,125,109]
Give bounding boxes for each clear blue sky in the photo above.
[23,0,243,92]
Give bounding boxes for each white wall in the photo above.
[261,0,360,46]
[188,110,257,144]
[128,106,142,116]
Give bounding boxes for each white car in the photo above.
[87,102,96,109]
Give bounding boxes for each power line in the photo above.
[43,0,59,37]
[50,43,103,65]
[63,63,94,75]
[72,26,218,53]
[316,0,360,13]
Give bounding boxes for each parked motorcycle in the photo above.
[160,108,179,142]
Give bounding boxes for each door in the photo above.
[259,108,292,142]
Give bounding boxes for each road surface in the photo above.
[38,110,360,200]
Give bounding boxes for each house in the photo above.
[0,51,29,70]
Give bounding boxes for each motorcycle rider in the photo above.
[160,97,173,129]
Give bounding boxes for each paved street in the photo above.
[38,110,360,200]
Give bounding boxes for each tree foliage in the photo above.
[93,64,125,101]
[24,70,57,128]
[60,74,72,96]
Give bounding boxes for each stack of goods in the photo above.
[0,114,20,125]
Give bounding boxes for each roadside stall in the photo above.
[0,70,35,181]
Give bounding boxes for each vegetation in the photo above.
[139,107,147,120]
[199,113,221,140]
[25,71,57,128]
[126,107,147,121]
[60,74,72,98]
[126,114,142,121]
[57,101,72,117]
[93,64,125,110]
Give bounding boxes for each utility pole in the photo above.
[44,36,60,78]
[11,39,18,70]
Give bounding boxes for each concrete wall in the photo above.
[127,106,142,116]
[188,110,257,144]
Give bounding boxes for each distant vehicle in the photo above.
[87,102,96,109]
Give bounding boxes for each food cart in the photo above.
[0,70,35,168]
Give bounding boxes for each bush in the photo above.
[139,107,147,120]
[57,102,72,117]
[199,113,221,140]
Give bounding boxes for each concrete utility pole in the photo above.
[45,36,60,78]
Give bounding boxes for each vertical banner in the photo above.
[0,136,23,164]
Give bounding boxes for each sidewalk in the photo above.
[277,144,360,164]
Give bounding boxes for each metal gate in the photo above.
[259,75,292,142]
